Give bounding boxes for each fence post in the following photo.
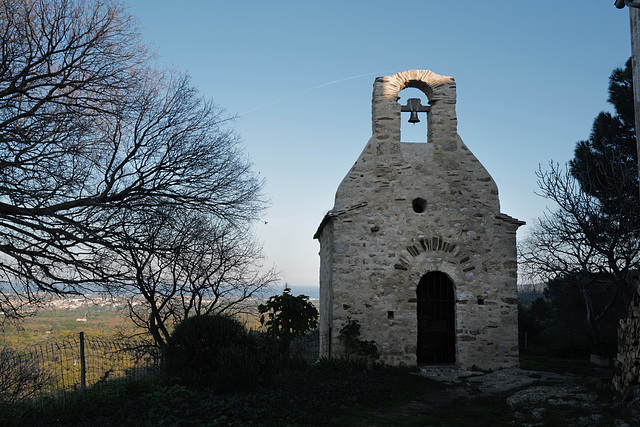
[79,332,86,394]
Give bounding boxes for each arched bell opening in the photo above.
[399,87,429,143]
[416,271,456,365]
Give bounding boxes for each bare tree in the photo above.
[110,208,277,348]
[169,214,278,320]
[520,61,640,350]
[0,0,269,323]
[519,162,640,346]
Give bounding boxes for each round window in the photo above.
[412,198,427,213]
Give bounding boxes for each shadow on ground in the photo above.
[356,356,640,426]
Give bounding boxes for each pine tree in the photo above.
[570,58,638,215]
[520,59,640,348]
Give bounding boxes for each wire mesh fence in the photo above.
[1,329,321,404]
[290,328,320,362]
[0,333,161,403]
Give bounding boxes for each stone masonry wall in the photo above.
[315,70,524,370]
[614,281,640,393]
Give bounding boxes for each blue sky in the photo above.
[130,1,633,297]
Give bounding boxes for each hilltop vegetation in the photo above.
[0,297,270,351]
[0,303,133,350]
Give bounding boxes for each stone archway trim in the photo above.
[380,69,455,102]
[394,235,474,274]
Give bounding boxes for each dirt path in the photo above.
[363,366,640,426]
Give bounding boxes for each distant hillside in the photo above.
[518,290,544,303]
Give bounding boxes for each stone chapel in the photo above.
[314,69,525,370]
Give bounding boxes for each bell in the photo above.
[401,98,430,124]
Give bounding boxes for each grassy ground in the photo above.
[520,352,613,377]
[2,354,632,427]
[1,362,445,426]
[0,304,632,427]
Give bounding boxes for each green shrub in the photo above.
[338,317,380,361]
[244,329,280,385]
[163,314,278,392]
[0,346,51,405]
[258,287,318,360]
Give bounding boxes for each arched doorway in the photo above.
[417,271,455,364]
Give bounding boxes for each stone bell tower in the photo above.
[314,69,524,369]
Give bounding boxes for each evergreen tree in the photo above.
[570,58,638,214]
[520,60,640,349]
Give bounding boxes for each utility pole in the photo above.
[615,1,640,197]
[614,1,640,395]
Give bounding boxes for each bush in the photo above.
[518,298,545,351]
[163,314,278,392]
[338,317,379,361]
[0,346,51,405]
[247,329,280,382]
[258,287,318,360]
